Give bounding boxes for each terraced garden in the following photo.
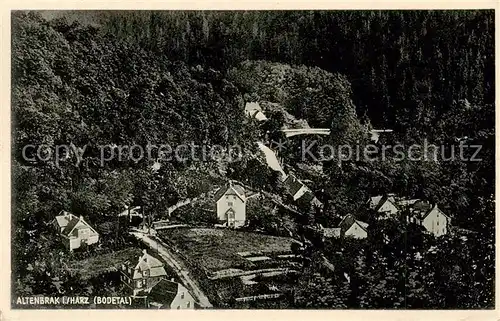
[158,227,295,273]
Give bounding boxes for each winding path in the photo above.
[129,231,213,308]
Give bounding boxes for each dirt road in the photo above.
[129,231,213,308]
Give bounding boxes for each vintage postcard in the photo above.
[1,3,498,321]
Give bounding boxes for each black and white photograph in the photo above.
[8,8,495,311]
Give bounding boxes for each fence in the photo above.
[235,293,283,302]
[152,222,188,230]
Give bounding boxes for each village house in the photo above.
[283,174,309,201]
[245,102,268,121]
[367,194,451,237]
[339,214,369,239]
[52,211,99,251]
[214,181,247,228]
[408,201,451,237]
[367,194,399,218]
[120,249,168,296]
[147,279,196,309]
[300,190,324,209]
[321,214,369,240]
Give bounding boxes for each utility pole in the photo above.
[115,207,120,243]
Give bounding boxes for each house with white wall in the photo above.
[120,249,168,296]
[52,211,99,251]
[214,181,246,228]
[147,279,195,309]
[368,195,399,218]
[321,214,369,240]
[410,201,451,237]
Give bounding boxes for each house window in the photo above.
[181,292,185,299]
[228,202,233,207]
[187,302,190,308]
[177,306,180,310]
[143,270,149,277]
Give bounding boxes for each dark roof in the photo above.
[339,214,356,233]
[410,200,433,219]
[53,211,77,229]
[412,200,432,212]
[373,195,387,212]
[62,216,82,236]
[373,195,399,212]
[214,182,246,202]
[338,214,369,233]
[148,279,179,308]
[61,216,96,237]
[299,190,315,203]
[284,175,304,196]
[213,185,227,201]
[421,204,450,221]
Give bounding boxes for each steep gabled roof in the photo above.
[297,190,323,208]
[311,196,323,208]
[148,279,180,308]
[368,196,383,209]
[283,174,305,197]
[62,216,81,236]
[338,214,356,230]
[214,182,246,202]
[61,215,98,237]
[338,214,369,233]
[133,250,167,279]
[374,195,399,213]
[54,211,77,229]
[228,184,246,199]
[420,204,451,221]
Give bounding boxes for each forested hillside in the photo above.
[41,10,494,131]
[34,11,494,218]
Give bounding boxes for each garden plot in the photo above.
[158,228,294,273]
